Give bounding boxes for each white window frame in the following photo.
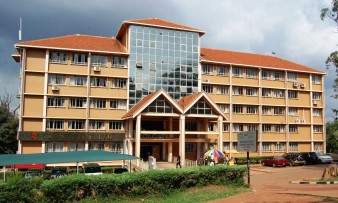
[262,124,272,132]
[218,104,229,113]
[91,77,107,87]
[273,89,285,98]
[112,56,127,68]
[313,125,322,133]
[233,124,244,132]
[68,142,85,151]
[233,105,243,114]
[216,66,228,76]
[70,98,87,108]
[232,86,243,95]
[91,55,108,66]
[289,143,298,151]
[312,75,321,84]
[46,119,64,130]
[274,107,285,115]
[48,74,66,85]
[246,106,258,114]
[111,78,127,89]
[109,121,124,130]
[89,142,105,151]
[68,120,85,130]
[274,71,284,81]
[89,120,105,130]
[232,67,243,77]
[71,53,87,65]
[288,90,298,99]
[262,106,272,115]
[222,123,229,132]
[49,51,67,64]
[216,85,228,94]
[109,142,123,153]
[262,70,270,80]
[46,142,64,152]
[274,142,286,152]
[110,99,127,109]
[202,85,213,93]
[90,99,106,109]
[246,68,258,78]
[312,92,321,100]
[274,124,285,133]
[289,125,298,133]
[246,88,258,96]
[287,73,297,82]
[70,76,87,86]
[262,88,272,97]
[288,107,298,116]
[202,65,213,75]
[47,97,65,107]
[313,109,321,117]
[262,143,272,152]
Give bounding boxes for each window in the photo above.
[287,73,297,82]
[208,123,215,131]
[289,125,298,133]
[262,143,272,152]
[68,143,85,151]
[313,125,322,133]
[216,85,228,94]
[70,76,87,86]
[136,39,143,47]
[111,78,127,88]
[185,143,197,153]
[246,68,258,78]
[47,97,65,107]
[273,90,285,98]
[312,92,321,100]
[262,70,270,79]
[274,107,285,115]
[68,120,85,130]
[91,77,107,87]
[110,99,127,109]
[186,122,197,131]
[233,124,244,132]
[247,124,257,131]
[232,68,243,77]
[49,52,67,64]
[91,55,108,66]
[109,142,123,153]
[262,124,272,132]
[312,75,321,84]
[202,65,213,75]
[262,106,272,115]
[262,88,272,97]
[48,74,66,85]
[275,142,286,152]
[90,99,106,109]
[222,123,229,132]
[246,88,258,96]
[246,106,258,114]
[109,121,124,130]
[288,90,298,99]
[89,120,105,130]
[202,85,213,93]
[289,143,298,151]
[274,71,284,81]
[314,142,323,151]
[112,56,126,68]
[89,142,104,150]
[232,86,243,95]
[223,143,230,151]
[46,120,64,130]
[70,98,87,108]
[274,125,285,132]
[216,66,228,76]
[288,107,298,116]
[313,109,322,117]
[218,104,229,113]
[71,53,88,65]
[233,105,243,114]
[46,142,64,152]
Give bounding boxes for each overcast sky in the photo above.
[0,0,337,121]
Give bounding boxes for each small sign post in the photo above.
[237,131,258,186]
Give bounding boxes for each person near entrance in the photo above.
[176,155,182,168]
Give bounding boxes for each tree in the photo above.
[0,91,18,154]
[326,121,338,153]
[321,0,338,120]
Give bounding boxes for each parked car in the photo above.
[113,167,128,174]
[261,156,289,167]
[282,153,306,166]
[50,167,68,179]
[24,169,43,179]
[299,152,320,164]
[82,163,102,175]
[314,152,333,164]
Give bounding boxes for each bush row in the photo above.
[234,156,270,165]
[0,165,247,202]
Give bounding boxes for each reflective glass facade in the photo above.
[128,25,200,109]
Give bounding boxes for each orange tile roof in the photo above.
[117,18,205,38]
[178,92,203,111]
[16,34,127,53]
[201,48,324,74]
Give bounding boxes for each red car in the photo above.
[261,156,289,167]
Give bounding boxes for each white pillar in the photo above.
[42,141,45,153]
[136,115,141,158]
[168,142,173,162]
[85,141,89,151]
[128,119,133,138]
[218,116,223,151]
[179,115,185,166]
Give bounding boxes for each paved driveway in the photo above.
[210,163,338,202]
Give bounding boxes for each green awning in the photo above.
[0,151,139,166]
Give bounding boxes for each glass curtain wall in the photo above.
[129,25,200,109]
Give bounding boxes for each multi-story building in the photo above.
[12,18,325,165]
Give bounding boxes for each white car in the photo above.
[315,152,333,164]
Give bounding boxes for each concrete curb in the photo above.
[290,180,338,184]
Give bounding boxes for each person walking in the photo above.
[176,155,182,168]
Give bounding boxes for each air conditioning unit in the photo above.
[204,79,210,83]
[93,66,101,72]
[51,85,59,91]
[295,118,300,124]
[293,82,299,87]
[313,100,318,105]
[300,83,306,88]
[301,119,306,124]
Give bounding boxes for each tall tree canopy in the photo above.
[321,0,338,120]
[0,92,18,154]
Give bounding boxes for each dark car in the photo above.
[282,153,306,166]
[298,152,320,164]
[113,167,128,174]
[82,163,102,175]
[261,156,289,167]
[50,167,68,179]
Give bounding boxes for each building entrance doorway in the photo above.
[140,143,162,161]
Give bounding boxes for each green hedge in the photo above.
[0,165,247,202]
[235,156,270,165]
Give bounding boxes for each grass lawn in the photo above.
[79,185,248,203]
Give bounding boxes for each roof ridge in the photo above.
[19,34,116,44]
[201,47,273,58]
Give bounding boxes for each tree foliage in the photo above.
[321,0,338,120]
[0,91,18,154]
[326,121,338,153]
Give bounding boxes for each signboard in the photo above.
[237,131,257,152]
